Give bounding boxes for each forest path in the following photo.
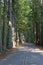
[0,43,43,65]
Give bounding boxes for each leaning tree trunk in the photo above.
[3,0,7,51]
[0,0,2,52]
[8,0,16,48]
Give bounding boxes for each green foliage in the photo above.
[0,0,43,51]
[12,0,35,43]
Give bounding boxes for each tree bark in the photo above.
[3,0,7,50]
[8,0,16,48]
[0,0,2,51]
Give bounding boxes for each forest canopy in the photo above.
[0,0,43,52]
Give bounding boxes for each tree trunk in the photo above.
[8,0,16,48]
[40,3,43,46]
[3,0,7,51]
[0,0,2,52]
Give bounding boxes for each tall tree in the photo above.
[40,0,43,46]
[3,0,7,50]
[0,0,2,51]
[8,0,16,48]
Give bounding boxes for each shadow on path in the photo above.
[0,43,43,65]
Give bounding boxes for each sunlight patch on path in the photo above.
[0,43,43,65]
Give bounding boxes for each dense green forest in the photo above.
[0,0,43,52]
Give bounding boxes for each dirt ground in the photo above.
[0,48,17,61]
[0,44,43,61]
